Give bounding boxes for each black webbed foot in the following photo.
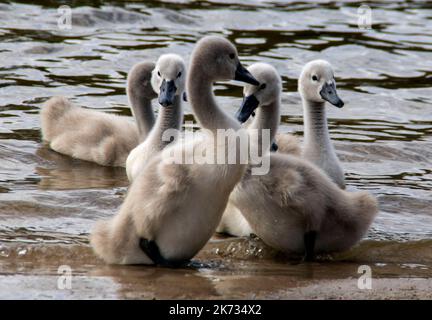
[302,231,317,262]
[139,238,188,268]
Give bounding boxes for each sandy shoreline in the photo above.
[270,278,432,299]
[0,235,431,299]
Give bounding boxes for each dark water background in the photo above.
[0,0,431,299]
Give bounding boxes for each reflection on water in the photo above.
[36,146,129,190]
[0,0,431,298]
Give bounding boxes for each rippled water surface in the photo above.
[0,0,431,299]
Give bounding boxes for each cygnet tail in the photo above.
[347,191,379,236]
[40,96,74,142]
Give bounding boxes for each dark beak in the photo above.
[320,82,344,108]
[235,94,260,123]
[159,79,177,107]
[270,141,278,152]
[234,62,259,86]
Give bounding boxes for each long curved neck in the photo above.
[302,98,345,188]
[145,95,183,150]
[187,69,240,133]
[303,99,333,153]
[249,98,280,152]
[129,94,155,141]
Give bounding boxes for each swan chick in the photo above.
[126,54,186,181]
[40,61,157,167]
[300,59,345,188]
[229,63,378,258]
[90,36,259,266]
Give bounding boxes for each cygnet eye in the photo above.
[260,83,267,90]
[312,75,318,81]
[157,71,161,77]
[177,71,182,78]
[229,53,235,59]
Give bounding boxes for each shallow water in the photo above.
[0,0,431,299]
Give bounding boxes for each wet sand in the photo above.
[1,234,431,299]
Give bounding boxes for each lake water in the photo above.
[0,0,431,299]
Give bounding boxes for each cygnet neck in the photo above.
[145,95,183,150]
[249,98,280,152]
[303,99,332,153]
[187,69,240,133]
[129,94,156,141]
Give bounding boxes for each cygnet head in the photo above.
[127,61,158,101]
[236,63,281,124]
[298,59,344,108]
[151,54,186,107]
[189,36,259,85]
